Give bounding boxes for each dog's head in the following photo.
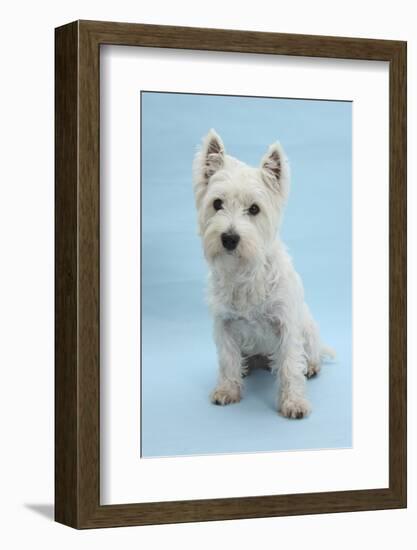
[193,129,290,267]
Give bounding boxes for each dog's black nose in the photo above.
[221,232,240,251]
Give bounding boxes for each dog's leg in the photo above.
[302,304,322,378]
[211,318,243,405]
[272,322,311,419]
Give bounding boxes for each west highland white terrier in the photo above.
[193,129,333,419]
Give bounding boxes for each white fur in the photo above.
[193,129,332,418]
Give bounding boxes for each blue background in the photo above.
[141,91,352,457]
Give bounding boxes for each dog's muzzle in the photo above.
[221,232,240,251]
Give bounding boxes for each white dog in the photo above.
[193,129,332,419]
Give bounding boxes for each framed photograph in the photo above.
[55,20,407,528]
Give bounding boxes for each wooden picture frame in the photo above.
[55,20,407,529]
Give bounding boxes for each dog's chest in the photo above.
[230,314,278,355]
[210,277,280,355]
[210,270,270,317]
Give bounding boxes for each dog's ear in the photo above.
[193,129,225,207]
[260,142,290,200]
[200,129,225,182]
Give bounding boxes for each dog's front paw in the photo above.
[211,384,241,406]
[280,397,311,419]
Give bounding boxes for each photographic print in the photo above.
[141,91,352,458]
[55,20,406,528]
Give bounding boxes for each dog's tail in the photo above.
[320,345,336,362]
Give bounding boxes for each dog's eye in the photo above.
[213,199,223,211]
[248,204,260,216]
